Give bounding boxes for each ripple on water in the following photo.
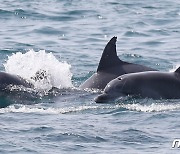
[124,31,150,37]
[119,128,165,147]
[45,132,107,143]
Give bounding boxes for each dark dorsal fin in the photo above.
[97,36,123,72]
[175,67,180,73]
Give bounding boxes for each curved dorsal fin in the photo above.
[175,67,180,73]
[97,36,123,72]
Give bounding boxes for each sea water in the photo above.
[0,0,180,153]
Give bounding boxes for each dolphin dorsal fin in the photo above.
[175,67,180,74]
[97,36,123,72]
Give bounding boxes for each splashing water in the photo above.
[3,50,73,92]
[169,64,180,72]
[120,103,180,112]
[0,102,180,114]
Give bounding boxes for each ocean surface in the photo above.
[0,0,180,153]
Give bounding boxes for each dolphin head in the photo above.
[94,76,129,103]
[94,93,118,103]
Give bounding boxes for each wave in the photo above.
[120,102,180,112]
[0,104,112,114]
[1,101,180,114]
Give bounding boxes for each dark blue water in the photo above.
[1,0,180,153]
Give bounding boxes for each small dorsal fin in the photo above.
[97,36,123,72]
[175,67,180,73]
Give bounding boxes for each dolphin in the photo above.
[80,36,157,90]
[0,72,32,91]
[95,67,180,103]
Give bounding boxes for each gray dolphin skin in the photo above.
[95,67,180,103]
[0,72,32,91]
[80,37,157,90]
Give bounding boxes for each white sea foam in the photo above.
[3,50,73,92]
[0,104,109,114]
[169,64,180,72]
[0,103,125,114]
[120,103,180,112]
[1,103,180,114]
